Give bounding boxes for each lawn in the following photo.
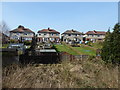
[89,42,103,49]
[54,44,79,55]
[54,44,96,56]
[1,44,9,48]
[72,45,96,56]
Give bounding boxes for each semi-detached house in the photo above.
[37,28,60,43]
[85,30,106,42]
[10,25,35,42]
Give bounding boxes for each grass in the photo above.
[1,44,9,48]
[54,43,96,56]
[73,45,96,56]
[88,42,103,49]
[54,44,79,55]
[2,58,118,88]
[25,45,31,49]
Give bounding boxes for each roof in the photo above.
[62,29,83,34]
[0,32,9,37]
[9,43,24,47]
[85,30,106,35]
[10,25,34,33]
[0,48,18,52]
[38,28,60,34]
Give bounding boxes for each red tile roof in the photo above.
[62,29,83,34]
[10,25,34,33]
[85,30,106,35]
[38,28,60,34]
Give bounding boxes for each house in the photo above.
[61,29,84,44]
[85,30,106,42]
[37,28,60,43]
[10,25,35,42]
[0,32,9,44]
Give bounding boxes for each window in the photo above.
[51,38,54,41]
[13,35,18,39]
[98,35,100,37]
[30,33,33,35]
[39,34,41,35]
[17,33,20,35]
[44,38,48,41]
[51,33,54,36]
[56,34,59,36]
[68,34,71,36]
[24,33,27,35]
[44,34,46,35]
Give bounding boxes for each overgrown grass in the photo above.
[2,58,118,88]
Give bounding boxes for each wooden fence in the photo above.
[59,52,89,61]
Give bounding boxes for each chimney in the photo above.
[72,29,74,32]
[93,30,96,33]
[48,27,50,30]
[18,25,24,29]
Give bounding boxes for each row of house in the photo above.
[9,25,106,44]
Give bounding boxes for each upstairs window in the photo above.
[30,33,33,35]
[24,33,27,35]
[68,34,71,36]
[51,33,54,36]
[56,34,59,36]
[17,33,20,35]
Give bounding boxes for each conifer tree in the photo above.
[101,23,120,64]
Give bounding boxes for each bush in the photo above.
[23,41,31,45]
[10,39,15,43]
[87,41,92,46]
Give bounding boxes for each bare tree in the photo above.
[0,21,10,36]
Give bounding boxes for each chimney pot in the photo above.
[18,25,24,29]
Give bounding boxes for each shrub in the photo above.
[23,41,31,45]
[87,41,92,46]
[10,39,15,43]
